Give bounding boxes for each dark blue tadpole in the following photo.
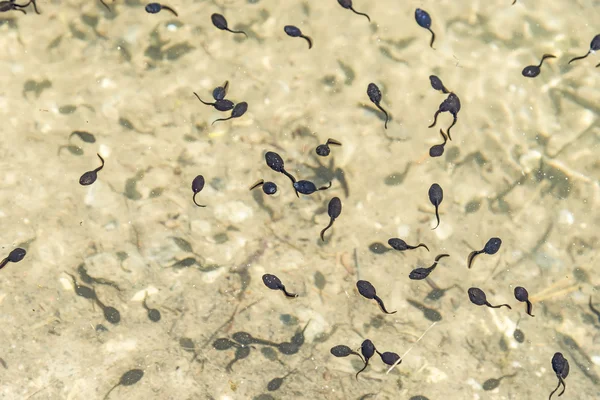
[145,3,178,17]
[293,180,332,195]
[415,8,435,48]
[284,25,313,49]
[250,179,278,195]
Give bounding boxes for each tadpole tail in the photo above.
[301,35,313,49]
[162,5,179,17]
[428,28,436,49]
[99,0,111,12]
[375,104,389,129]
[548,379,561,400]
[0,258,8,270]
[415,243,430,251]
[103,384,119,400]
[374,295,397,314]
[355,359,369,380]
[467,250,482,269]
[432,206,440,230]
[318,182,333,191]
[212,116,232,125]
[439,128,448,144]
[281,285,299,298]
[192,193,207,207]
[351,7,371,22]
[228,28,248,38]
[488,302,512,309]
[249,179,264,191]
[539,54,556,67]
[557,377,566,397]
[320,219,334,242]
[29,0,40,14]
[282,170,299,197]
[428,110,440,128]
[512,0,516,5]
[446,116,457,140]
[526,300,535,317]
[596,62,600,68]
[193,92,212,106]
[568,51,590,64]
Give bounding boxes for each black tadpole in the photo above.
[79,153,104,186]
[316,138,342,157]
[211,13,248,37]
[66,273,97,300]
[367,83,389,129]
[408,254,450,280]
[415,8,435,48]
[356,280,396,314]
[144,2,178,17]
[429,92,461,140]
[267,370,296,392]
[284,25,312,49]
[262,274,298,298]
[468,287,511,310]
[95,296,121,324]
[356,339,376,379]
[226,346,251,372]
[377,350,401,366]
[429,75,449,94]
[514,286,534,317]
[0,248,26,270]
[191,175,207,207]
[482,373,516,391]
[212,81,229,101]
[249,179,278,195]
[388,238,429,252]
[428,183,443,230]
[103,369,144,400]
[429,129,448,158]
[142,293,161,322]
[549,352,569,400]
[330,345,365,363]
[568,34,600,65]
[212,101,248,125]
[467,237,502,269]
[337,0,370,22]
[193,92,234,111]
[264,151,297,189]
[294,180,331,195]
[320,197,342,241]
[522,54,556,78]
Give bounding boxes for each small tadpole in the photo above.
[330,345,365,363]
[69,130,96,143]
[103,369,144,400]
[356,339,376,379]
[212,101,248,125]
[482,373,516,391]
[284,25,312,49]
[337,0,370,22]
[388,238,429,252]
[249,179,278,195]
[366,83,389,129]
[429,129,448,158]
[0,248,26,270]
[549,352,569,400]
[262,274,298,298]
[265,151,297,188]
[316,138,342,157]
[429,75,449,94]
[356,280,397,314]
[468,287,512,310]
[522,54,556,78]
[408,254,450,280]
[427,183,443,230]
[79,153,105,186]
[191,175,207,207]
[95,296,121,324]
[514,286,534,317]
[0,0,40,14]
[145,2,177,17]
[320,197,342,241]
[467,237,502,269]
[568,34,600,65]
[142,292,161,322]
[213,337,239,350]
[414,8,435,48]
[267,370,296,392]
[429,92,461,140]
[193,92,234,111]
[589,295,600,323]
[293,180,332,195]
[376,350,401,366]
[66,273,97,300]
[226,346,251,372]
[211,13,248,37]
[212,81,229,101]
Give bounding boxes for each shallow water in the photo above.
[0,0,599,399]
